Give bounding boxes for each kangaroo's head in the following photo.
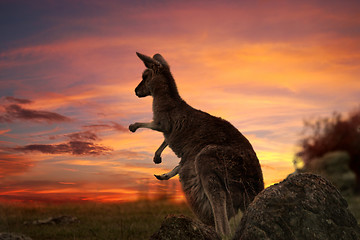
[135,52,170,98]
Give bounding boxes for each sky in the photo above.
[1,0,359,203]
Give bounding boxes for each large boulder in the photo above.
[301,151,357,195]
[233,173,360,240]
[150,215,220,240]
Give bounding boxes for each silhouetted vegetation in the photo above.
[296,107,360,191]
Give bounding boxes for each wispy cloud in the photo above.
[3,96,32,104]
[0,102,71,123]
[0,153,34,178]
[67,130,99,141]
[12,141,112,155]
[83,121,128,132]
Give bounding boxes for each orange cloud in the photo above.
[58,181,76,185]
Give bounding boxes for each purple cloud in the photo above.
[111,121,128,132]
[83,121,128,132]
[4,96,32,104]
[0,104,71,123]
[67,131,99,141]
[13,141,112,155]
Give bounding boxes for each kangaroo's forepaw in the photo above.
[129,123,138,132]
[153,155,162,164]
[154,174,169,180]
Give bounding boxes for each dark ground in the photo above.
[1,195,359,240]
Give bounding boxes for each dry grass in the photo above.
[0,200,194,240]
[1,195,359,240]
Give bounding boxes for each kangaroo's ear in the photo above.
[153,54,169,68]
[136,52,162,69]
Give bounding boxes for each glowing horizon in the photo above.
[1,0,359,203]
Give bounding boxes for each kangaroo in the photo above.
[129,52,264,236]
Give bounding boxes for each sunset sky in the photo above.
[1,0,359,203]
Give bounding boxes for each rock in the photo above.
[23,215,79,225]
[150,215,220,240]
[0,233,32,240]
[304,151,357,195]
[233,173,360,240]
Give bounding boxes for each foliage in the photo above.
[296,107,360,190]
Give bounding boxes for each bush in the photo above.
[296,107,360,191]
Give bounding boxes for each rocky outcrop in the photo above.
[150,215,220,240]
[233,173,360,240]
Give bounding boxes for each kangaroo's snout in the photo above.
[135,87,146,98]
[135,87,140,97]
[134,77,150,98]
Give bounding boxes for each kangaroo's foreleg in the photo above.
[154,165,180,180]
[129,121,162,132]
[153,140,168,164]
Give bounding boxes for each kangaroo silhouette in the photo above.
[129,52,264,236]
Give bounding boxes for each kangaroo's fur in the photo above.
[129,52,264,236]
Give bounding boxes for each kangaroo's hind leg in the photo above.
[195,145,232,237]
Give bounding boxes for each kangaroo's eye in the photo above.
[143,70,151,79]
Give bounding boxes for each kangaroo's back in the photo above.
[164,103,255,160]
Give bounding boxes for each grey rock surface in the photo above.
[233,173,360,240]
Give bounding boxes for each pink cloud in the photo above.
[13,141,112,156]
[3,96,32,104]
[0,103,71,123]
